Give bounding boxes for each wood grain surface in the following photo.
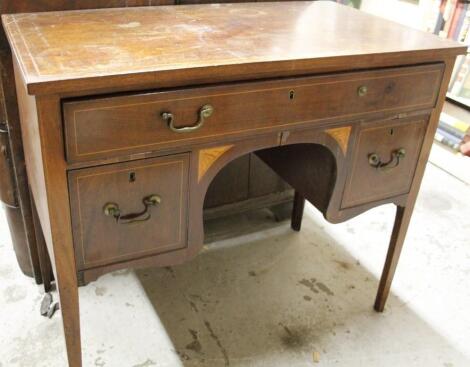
[2,2,465,94]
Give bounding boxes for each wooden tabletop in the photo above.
[3,1,466,95]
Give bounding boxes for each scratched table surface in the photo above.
[2,1,465,94]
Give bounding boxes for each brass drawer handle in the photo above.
[161,104,214,133]
[368,148,406,171]
[103,194,161,224]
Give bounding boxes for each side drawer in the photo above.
[63,64,443,163]
[342,118,427,208]
[68,154,189,270]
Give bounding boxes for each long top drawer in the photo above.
[63,64,443,163]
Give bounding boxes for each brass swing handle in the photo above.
[103,195,161,224]
[368,148,406,171]
[162,104,214,133]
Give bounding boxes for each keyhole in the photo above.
[390,128,394,136]
[129,172,136,182]
[289,90,295,100]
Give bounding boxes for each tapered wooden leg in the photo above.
[291,191,305,232]
[40,96,82,366]
[57,275,81,366]
[374,205,413,312]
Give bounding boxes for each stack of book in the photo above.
[435,112,470,151]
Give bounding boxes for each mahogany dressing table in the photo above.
[2,2,466,366]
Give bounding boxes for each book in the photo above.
[435,131,461,150]
[457,11,470,42]
[426,0,442,33]
[449,2,466,40]
[440,0,457,37]
[438,120,467,139]
[440,112,470,133]
[424,0,438,31]
[434,0,447,34]
[443,0,458,37]
[436,127,463,145]
[456,4,468,39]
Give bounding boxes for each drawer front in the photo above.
[63,64,443,163]
[342,118,427,208]
[68,154,189,270]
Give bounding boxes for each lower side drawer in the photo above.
[68,154,189,270]
[342,117,427,208]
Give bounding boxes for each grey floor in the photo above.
[1,161,469,367]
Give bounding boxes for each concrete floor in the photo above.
[1,161,469,367]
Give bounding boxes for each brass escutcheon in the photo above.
[357,85,368,97]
